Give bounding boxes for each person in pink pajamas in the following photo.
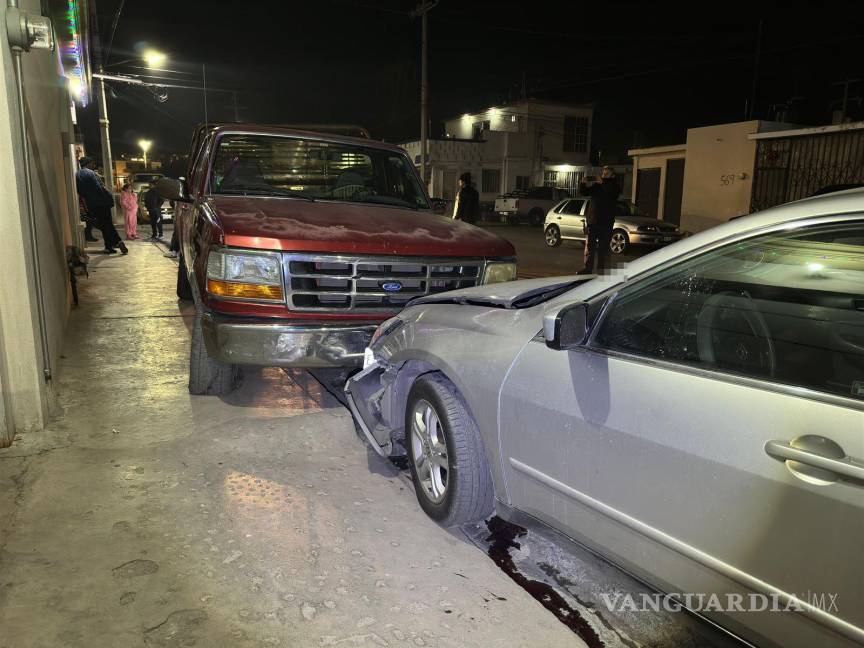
[120,183,139,240]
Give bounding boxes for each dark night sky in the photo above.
[78,1,864,164]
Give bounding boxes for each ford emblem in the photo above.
[382,282,403,292]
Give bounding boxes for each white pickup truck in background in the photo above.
[494,186,573,226]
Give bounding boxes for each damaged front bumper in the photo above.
[201,312,377,368]
[345,360,398,458]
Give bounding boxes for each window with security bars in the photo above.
[482,168,501,193]
[563,116,589,153]
[543,170,583,193]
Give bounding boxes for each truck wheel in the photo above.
[176,255,192,301]
[610,229,629,254]
[189,310,240,395]
[544,224,562,247]
[405,374,494,527]
[529,208,544,227]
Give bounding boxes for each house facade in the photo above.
[403,100,602,204]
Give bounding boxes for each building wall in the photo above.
[678,121,763,232]
[0,1,78,441]
[628,146,687,220]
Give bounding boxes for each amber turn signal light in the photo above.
[207,279,284,301]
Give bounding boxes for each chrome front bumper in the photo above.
[201,313,377,368]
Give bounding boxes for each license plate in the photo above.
[363,347,375,369]
[662,236,673,242]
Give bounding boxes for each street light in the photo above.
[143,49,166,69]
[138,139,152,169]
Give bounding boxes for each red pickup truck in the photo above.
[158,124,516,394]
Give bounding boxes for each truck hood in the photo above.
[410,275,592,309]
[209,196,515,258]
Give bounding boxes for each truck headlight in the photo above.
[483,262,517,284]
[206,248,284,301]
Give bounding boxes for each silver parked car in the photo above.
[347,189,864,648]
[544,198,684,253]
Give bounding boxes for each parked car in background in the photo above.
[159,124,517,395]
[494,186,572,226]
[346,188,864,648]
[544,198,683,253]
[130,172,163,195]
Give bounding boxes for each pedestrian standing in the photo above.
[452,172,480,224]
[579,166,620,274]
[79,195,98,242]
[120,183,139,240]
[144,181,164,240]
[75,157,127,255]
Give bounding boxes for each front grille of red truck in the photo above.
[282,254,485,312]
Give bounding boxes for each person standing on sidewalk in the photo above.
[578,166,620,274]
[452,172,480,224]
[120,183,139,240]
[75,157,127,255]
[144,181,164,240]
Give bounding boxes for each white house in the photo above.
[403,100,615,203]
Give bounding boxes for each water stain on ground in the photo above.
[484,516,604,648]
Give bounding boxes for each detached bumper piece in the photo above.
[345,362,394,458]
[201,313,377,368]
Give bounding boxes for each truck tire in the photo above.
[189,310,240,395]
[405,373,494,527]
[528,208,544,227]
[176,255,192,301]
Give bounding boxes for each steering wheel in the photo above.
[696,290,776,378]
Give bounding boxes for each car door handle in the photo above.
[765,436,864,484]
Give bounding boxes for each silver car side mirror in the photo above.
[545,302,589,351]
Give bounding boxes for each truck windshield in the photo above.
[210,134,430,209]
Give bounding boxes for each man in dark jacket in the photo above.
[144,182,165,240]
[75,157,127,254]
[579,166,620,273]
[452,172,480,224]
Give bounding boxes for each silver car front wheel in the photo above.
[610,229,629,254]
[405,374,494,526]
[410,399,449,504]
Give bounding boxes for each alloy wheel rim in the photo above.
[611,233,626,253]
[410,399,449,504]
[545,228,559,245]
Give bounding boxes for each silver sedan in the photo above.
[347,188,864,648]
[544,198,684,253]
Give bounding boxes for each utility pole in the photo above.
[202,64,208,126]
[413,1,438,190]
[833,78,861,123]
[97,67,115,191]
[748,20,763,120]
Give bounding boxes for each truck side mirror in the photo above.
[544,302,589,351]
[157,177,192,203]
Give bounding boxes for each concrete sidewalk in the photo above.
[0,239,582,648]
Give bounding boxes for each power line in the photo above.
[104,0,126,64]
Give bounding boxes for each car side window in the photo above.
[562,199,585,215]
[592,220,864,401]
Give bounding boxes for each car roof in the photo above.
[205,123,405,154]
[623,187,864,277]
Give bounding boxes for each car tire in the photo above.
[529,208,544,227]
[544,224,562,248]
[610,229,629,254]
[405,373,494,527]
[189,309,240,396]
[176,255,193,301]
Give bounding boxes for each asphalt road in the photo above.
[476,222,653,278]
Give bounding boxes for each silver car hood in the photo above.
[410,275,591,309]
